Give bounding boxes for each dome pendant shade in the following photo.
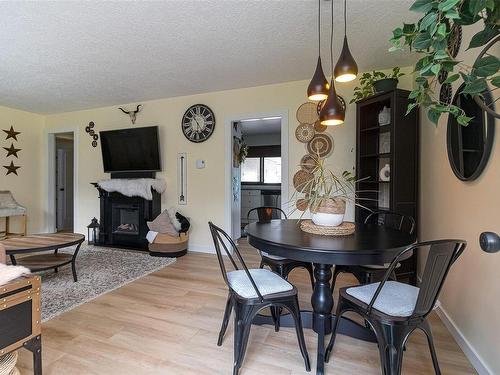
[319,81,345,126]
[334,36,358,83]
[307,57,329,101]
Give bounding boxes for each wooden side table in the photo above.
[0,275,42,375]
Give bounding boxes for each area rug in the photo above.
[38,245,175,321]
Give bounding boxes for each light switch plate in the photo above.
[196,159,205,169]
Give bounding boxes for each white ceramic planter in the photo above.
[311,212,345,227]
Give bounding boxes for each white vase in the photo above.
[311,212,345,227]
[378,106,391,126]
[379,164,390,182]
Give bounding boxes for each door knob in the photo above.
[479,232,500,253]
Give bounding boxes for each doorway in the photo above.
[54,133,74,232]
[227,112,288,240]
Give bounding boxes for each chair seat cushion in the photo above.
[261,252,287,261]
[362,262,401,269]
[227,268,293,299]
[346,281,419,317]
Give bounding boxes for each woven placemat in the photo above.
[300,220,355,236]
[0,352,17,375]
[9,368,20,375]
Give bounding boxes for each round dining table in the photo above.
[245,219,416,375]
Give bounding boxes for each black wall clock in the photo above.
[182,104,215,143]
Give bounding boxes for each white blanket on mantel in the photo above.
[97,178,166,200]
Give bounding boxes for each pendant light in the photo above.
[320,0,345,126]
[307,0,329,101]
[334,0,358,82]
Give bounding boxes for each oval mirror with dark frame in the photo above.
[447,83,495,181]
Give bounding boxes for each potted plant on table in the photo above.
[292,154,364,227]
[351,67,405,103]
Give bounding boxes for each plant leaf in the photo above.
[406,102,419,115]
[469,0,489,15]
[427,107,442,125]
[413,31,432,49]
[491,76,500,88]
[468,26,499,49]
[410,0,435,13]
[461,78,488,95]
[444,73,460,83]
[438,0,461,12]
[473,56,500,77]
[457,115,473,126]
[419,13,437,31]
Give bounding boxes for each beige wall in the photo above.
[420,25,500,374]
[0,105,46,233]
[43,69,414,251]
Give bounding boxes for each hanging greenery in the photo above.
[350,67,405,103]
[389,0,499,126]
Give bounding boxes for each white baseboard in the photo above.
[434,302,492,375]
[188,244,216,254]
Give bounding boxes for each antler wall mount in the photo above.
[118,104,142,124]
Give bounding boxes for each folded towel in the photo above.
[146,231,159,244]
[0,264,31,286]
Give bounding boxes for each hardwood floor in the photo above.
[18,240,476,374]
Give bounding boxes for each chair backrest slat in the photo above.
[366,239,466,319]
[364,210,415,235]
[209,222,265,301]
[247,206,287,223]
[413,241,465,316]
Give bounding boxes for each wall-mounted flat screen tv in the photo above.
[100,126,161,172]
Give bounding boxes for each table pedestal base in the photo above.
[252,311,376,342]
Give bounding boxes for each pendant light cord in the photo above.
[344,0,347,36]
[330,0,334,80]
[318,0,321,55]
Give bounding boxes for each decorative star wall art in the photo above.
[2,125,21,175]
[3,161,20,175]
[3,126,21,141]
[3,143,21,158]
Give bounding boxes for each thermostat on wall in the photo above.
[196,159,205,169]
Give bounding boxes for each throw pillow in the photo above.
[147,210,178,236]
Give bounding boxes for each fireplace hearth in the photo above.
[92,181,161,250]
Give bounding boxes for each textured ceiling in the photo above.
[0,0,418,114]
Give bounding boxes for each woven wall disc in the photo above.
[296,102,318,124]
[314,120,327,133]
[295,123,315,143]
[293,170,314,193]
[307,133,334,158]
[300,154,316,172]
[300,220,355,236]
[296,198,309,211]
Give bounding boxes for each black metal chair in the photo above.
[331,211,416,291]
[247,207,315,331]
[209,222,311,375]
[325,239,467,375]
[247,207,315,289]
